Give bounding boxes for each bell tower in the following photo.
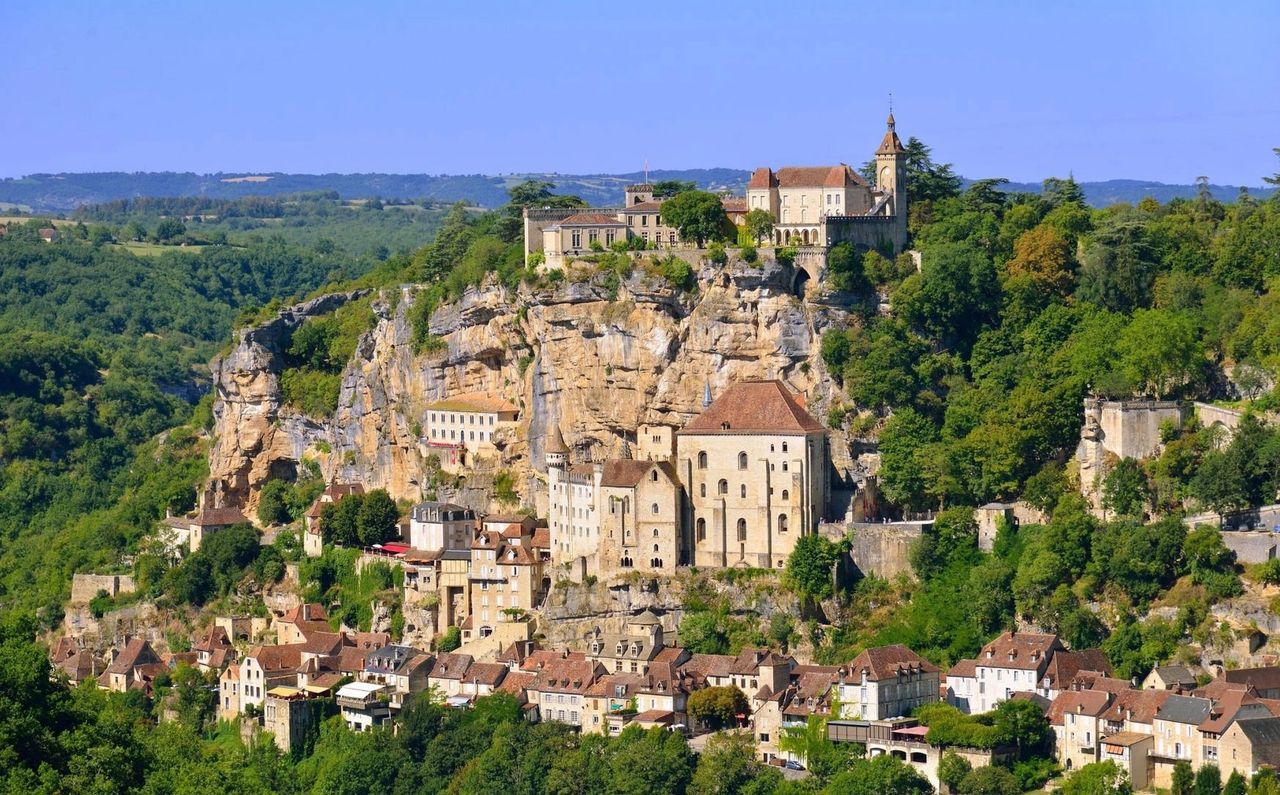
[874,110,908,250]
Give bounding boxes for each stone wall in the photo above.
[1077,398,1189,510]
[842,521,927,579]
[69,573,137,605]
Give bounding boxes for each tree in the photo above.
[1117,309,1203,397]
[1223,769,1246,795]
[878,407,940,512]
[1076,221,1158,313]
[687,686,748,730]
[679,610,729,654]
[356,489,399,546]
[659,191,732,246]
[744,208,775,245]
[166,554,214,605]
[958,765,1021,795]
[894,242,1000,355]
[257,478,292,525]
[608,725,695,795]
[1006,225,1075,296]
[1102,458,1151,518]
[201,522,261,592]
[822,753,932,795]
[153,217,186,242]
[438,625,462,652]
[652,180,696,198]
[992,698,1053,758]
[1171,760,1195,795]
[827,242,868,293]
[1060,761,1133,795]
[784,535,841,602]
[690,731,783,795]
[939,751,973,792]
[1194,763,1222,795]
[320,495,362,545]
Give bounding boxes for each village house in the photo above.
[524,652,604,730]
[836,644,941,721]
[262,687,316,756]
[101,637,165,693]
[336,681,393,732]
[947,631,1066,714]
[235,644,305,713]
[361,644,434,709]
[164,498,248,554]
[303,483,364,557]
[408,501,476,552]
[1144,664,1199,691]
[50,637,103,685]
[584,609,670,675]
[274,603,332,645]
[1224,666,1280,699]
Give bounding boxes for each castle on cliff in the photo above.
[522,114,909,270]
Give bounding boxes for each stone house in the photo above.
[427,652,475,698]
[50,637,103,685]
[525,654,605,730]
[423,394,518,465]
[275,603,331,645]
[303,483,364,557]
[263,687,315,755]
[235,644,305,713]
[466,530,546,638]
[584,610,671,676]
[597,459,681,575]
[1144,664,1199,691]
[1098,732,1154,791]
[1038,649,1113,702]
[677,380,829,570]
[1220,717,1280,780]
[102,637,164,693]
[193,625,237,673]
[837,644,941,720]
[360,645,434,710]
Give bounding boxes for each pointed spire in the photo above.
[876,108,906,156]
[546,423,568,456]
[703,380,713,410]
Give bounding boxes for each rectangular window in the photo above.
[571,230,581,248]
[641,216,647,227]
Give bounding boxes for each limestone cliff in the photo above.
[207,256,859,515]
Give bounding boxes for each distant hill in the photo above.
[0,169,1272,212]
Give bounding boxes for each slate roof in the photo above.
[681,380,825,435]
[1226,666,1280,692]
[1151,665,1198,687]
[1235,716,1280,745]
[1156,695,1213,725]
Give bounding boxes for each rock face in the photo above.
[207,257,857,514]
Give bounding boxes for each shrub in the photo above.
[741,244,758,263]
[706,242,727,265]
[438,625,462,652]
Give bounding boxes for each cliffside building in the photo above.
[523,114,908,271]
[677,380,829,569]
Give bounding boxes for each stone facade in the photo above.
[1077,398,1189,511]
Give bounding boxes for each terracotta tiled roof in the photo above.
[877,114,906,156]
[720,198,748,213]
[633,709,675,724]
[194,626,231,652]
[531,658,603,694]
[496,670,535,700]
[622,202,664,213]
[1047,689,1112,726]
[1225,666,1280,692]
[1102,688,1171,724]
[530,527,551,550]
[192,506,248,527]
[1200,689,1271,734]
[106,638,160,675]
[680,653,736,680]
[300,631,346,656]
[681,380,825,435]
[1043,649,1112,687]
[336,646,369,673]
[466,662,509,687]
[846,644,940,680]
[747,168,778,190]
[946,659,977,679]
[976,632,1062,671]
[559,213,625,226]
[1196,678,1252,700]
[433,653,475,680]
[772,165,869,189]
[248,643,306,672]
[347,631,390,651]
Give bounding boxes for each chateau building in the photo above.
[546,381,828,576]
[677,380,829,569]
[523,114,909,269]
[424,394,518,455]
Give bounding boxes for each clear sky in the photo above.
[3,0,1278,185]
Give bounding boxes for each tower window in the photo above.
[737,518,747,542]
[738,452,748,470]
[718,479,728,495]
[696,518,706,542]
[698,451,707,470]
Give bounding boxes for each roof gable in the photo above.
[681,381,825,435]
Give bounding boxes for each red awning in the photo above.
[381,543,411,554]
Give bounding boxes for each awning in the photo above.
[446,695,472,708]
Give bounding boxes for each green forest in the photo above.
[2,143,1280,793]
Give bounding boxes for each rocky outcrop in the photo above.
[207,256,856,514]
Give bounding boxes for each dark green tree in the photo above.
[356,489,399,546]
[686,686,748,730]
[784,534,841,601]
[659,191,732,246]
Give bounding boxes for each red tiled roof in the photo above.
[747,167,778,190]
[248,643,306,672]
[847,645,940,680]
[466,662,509,687]
[496,670,535,700]
[772,165,868,189]
[681,380,824,435]
[530,527,551,550]
[976,632,1062,671]
[1047,689,1112,726]
[1044,649,1113,687]
[720,198,748,213]
[192,506,248,527]
[600,459,677,488]
[946,659,977,679]
[106,638,160,675]
[622,202,664,213]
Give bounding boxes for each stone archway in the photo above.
[791,268,810,297]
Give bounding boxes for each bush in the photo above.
[438,625,462,652]
[741,244,758,263]
[705,242,727,265]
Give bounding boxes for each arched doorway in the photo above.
[792,268,810,296]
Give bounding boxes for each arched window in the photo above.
[621,556,633,568]
[718,479,728,495]
[778,514,788,533]
[781,489,789,502]
[700,483,706,498]
[650,470,658,482]
[696,518,706,542]
[782,442,788,453]
[653,528,659,537]
[698,451,708,469]
[738,452,748,470]
[737,518,747,542]
[740,484,747,498]
[653,544,660,553]
[651,503,659,515]
[782,462,788,472]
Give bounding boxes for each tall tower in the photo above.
[546,423,569,472]
[874,112,908,251]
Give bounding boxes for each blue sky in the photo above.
[3,1,1278,184]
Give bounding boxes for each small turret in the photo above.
[546,424,569,471]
